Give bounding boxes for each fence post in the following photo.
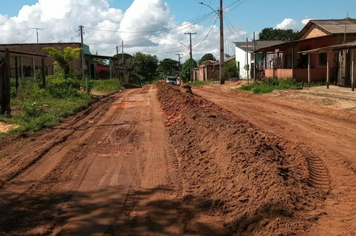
[41,57,46,88]
[1,49,11,115]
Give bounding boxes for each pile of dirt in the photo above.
[157,82,324,235]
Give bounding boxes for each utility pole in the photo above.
[253,31,257,81]
[219,0,225,84]
[79,25,85,81]
[185,32,196,81]
[122,40,125,83]
[246,38,249,84]
[176,53,182,75]
[33,28,43,44]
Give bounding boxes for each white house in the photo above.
[234,41,285,79]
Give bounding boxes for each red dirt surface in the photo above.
[0,82,353,236]
[157,82,326,235]
[194,86,356,235]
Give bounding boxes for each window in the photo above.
[319,53,327,66]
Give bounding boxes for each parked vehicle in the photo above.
[166,76,177,85]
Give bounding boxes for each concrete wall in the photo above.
[235,46,251,79]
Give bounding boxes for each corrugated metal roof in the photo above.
[234,41,285,51]
[296,19,356,39]
[299,40,356,54]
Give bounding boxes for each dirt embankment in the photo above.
[157,82,324,235]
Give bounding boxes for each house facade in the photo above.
[256,19,356,87]
[194,56,236,81]
[0,43,114,80]
[234,41,284,79]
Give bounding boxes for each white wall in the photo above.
[235,46,252,79]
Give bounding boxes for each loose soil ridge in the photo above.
[157,82,324,235]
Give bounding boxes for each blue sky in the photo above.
[0,0,356,60]
[2,0,355,33]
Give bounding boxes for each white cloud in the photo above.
[275,18,310,31]
[0,0,243,61]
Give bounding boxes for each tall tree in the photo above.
[258,28,299,41]
[132,52,158,81]
[199,53,216,64]
[158,58,179,76]
[44,46,80,79]
[181,58,197,82]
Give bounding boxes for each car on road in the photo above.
[166,76,177,85]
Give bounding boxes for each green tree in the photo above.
[44,46,80,79]
[199,53,216,64]
[132,52,159,81]
[158,58,179,76]
[258,28,299,41]
[225,60,238,79]
[181,58,197,82]
[111,53,133,79]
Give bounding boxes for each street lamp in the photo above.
[198,1,225,84]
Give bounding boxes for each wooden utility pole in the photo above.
[219,0,225,84]
[246,38,249,84]
[185,32,196,81]
[176,53,182,75]
[122,40,125,83]
[79,25,85,81]
[253,31,257,81]
[0,49,11,115]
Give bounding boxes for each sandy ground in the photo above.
[0,122,18,133]
[270,85,356,113]
[0,83,355,235]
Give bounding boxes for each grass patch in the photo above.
[188,80,211,86]
[0,75,92,136]
[238,78,325,94]
[91,78,122,93]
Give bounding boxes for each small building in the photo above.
[256,19,356,87]
[96,63,113,80]
[194,55,236,81]
[0,43,115,80]
[234,41,284,79]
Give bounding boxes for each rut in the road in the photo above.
[157,83,325,236]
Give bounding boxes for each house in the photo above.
[96,63,114,80]
[255,19,356,88]
[234,41,284,79]
[0,43,115,80]
[193,55,236,81]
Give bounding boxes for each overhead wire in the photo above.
[193,16,219,48]
[20,31,35,43]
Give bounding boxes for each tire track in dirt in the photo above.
[0,90,142,235]
[193,86,356,235]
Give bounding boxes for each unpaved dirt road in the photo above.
[0,86,183,235]
[194,86,356,236]
[1,83,356,236]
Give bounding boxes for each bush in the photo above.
[91,78,122,93]
[46,77,81,98]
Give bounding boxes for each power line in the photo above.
[225,14,245,41]
[193,16,219,48]
[20,31,36,43]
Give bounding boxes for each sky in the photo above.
[0,0,355,62]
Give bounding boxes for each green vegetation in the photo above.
[182,58,197,83]
[188,80,211,86]
[1,73,123,137]
[239,78,326,94]
[44,47,81,79]
[91,78,122,93]
[259,28,299,41]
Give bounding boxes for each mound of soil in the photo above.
[157,82,324,235]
